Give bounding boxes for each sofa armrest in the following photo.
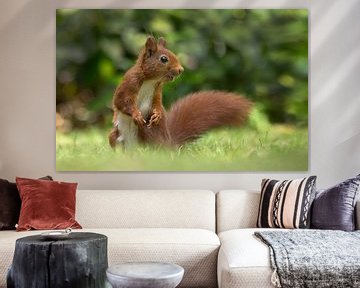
[356,200,360,230]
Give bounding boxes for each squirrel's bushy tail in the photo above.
[166,91,252,146]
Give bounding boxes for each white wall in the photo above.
[0,0,359,190]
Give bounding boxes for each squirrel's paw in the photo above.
[108,127,120,149]
[132,109,146,126]
[148,109,162,127]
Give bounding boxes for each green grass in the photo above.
[56,125,308,171]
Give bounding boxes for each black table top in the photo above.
[15,232,107,245]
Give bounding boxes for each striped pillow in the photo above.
[257,176,317,229]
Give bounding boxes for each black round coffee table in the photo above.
[7,232,108,288]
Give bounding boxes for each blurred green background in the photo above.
[56,9,308,131]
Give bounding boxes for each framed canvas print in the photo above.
[56,9,308,171]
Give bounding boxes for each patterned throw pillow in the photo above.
[257,176,317,229]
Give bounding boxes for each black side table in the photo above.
[7,232,108,288]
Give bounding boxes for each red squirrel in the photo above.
[109,36,252,148]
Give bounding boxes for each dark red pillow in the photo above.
[16,177,82,231]
[0,176,53,230]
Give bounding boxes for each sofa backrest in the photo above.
[76,190,216,231]
[217,190,360,232]
[216,190,260,233]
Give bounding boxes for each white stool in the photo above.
[106,262,184,288]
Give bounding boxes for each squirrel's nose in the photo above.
[178,66,184,75]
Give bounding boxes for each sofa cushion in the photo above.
[218,228,280,288]
[16,177,81,231]
[216,190,260,233]
[257,176,317,229]
[311,174,360,231]
[76,190,216,231]
[0,228,220,288]
[0,179,20,230]
[0,176,53,230]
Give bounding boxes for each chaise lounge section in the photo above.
[216,190,360,288]
[217,190,273,288]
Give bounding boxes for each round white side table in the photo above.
[106,262,184,288]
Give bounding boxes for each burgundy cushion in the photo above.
[0,176,52,230]
[16,177,82,231]
[311,174,360,231]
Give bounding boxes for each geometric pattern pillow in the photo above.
[257,176,317,229]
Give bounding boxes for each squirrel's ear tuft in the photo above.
[158,37,167,48]
[145,36,157,58]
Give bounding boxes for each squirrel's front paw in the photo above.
[148,109,162,127]
[132,109,146,126]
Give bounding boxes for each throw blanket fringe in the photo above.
[271,269,281,288]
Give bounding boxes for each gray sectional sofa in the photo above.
[0,189,359,288]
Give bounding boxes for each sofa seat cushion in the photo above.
[102,228,220,288]
[218,228,283,288]
[0,228,219,288]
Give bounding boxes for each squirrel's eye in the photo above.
[160,55,168,64]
